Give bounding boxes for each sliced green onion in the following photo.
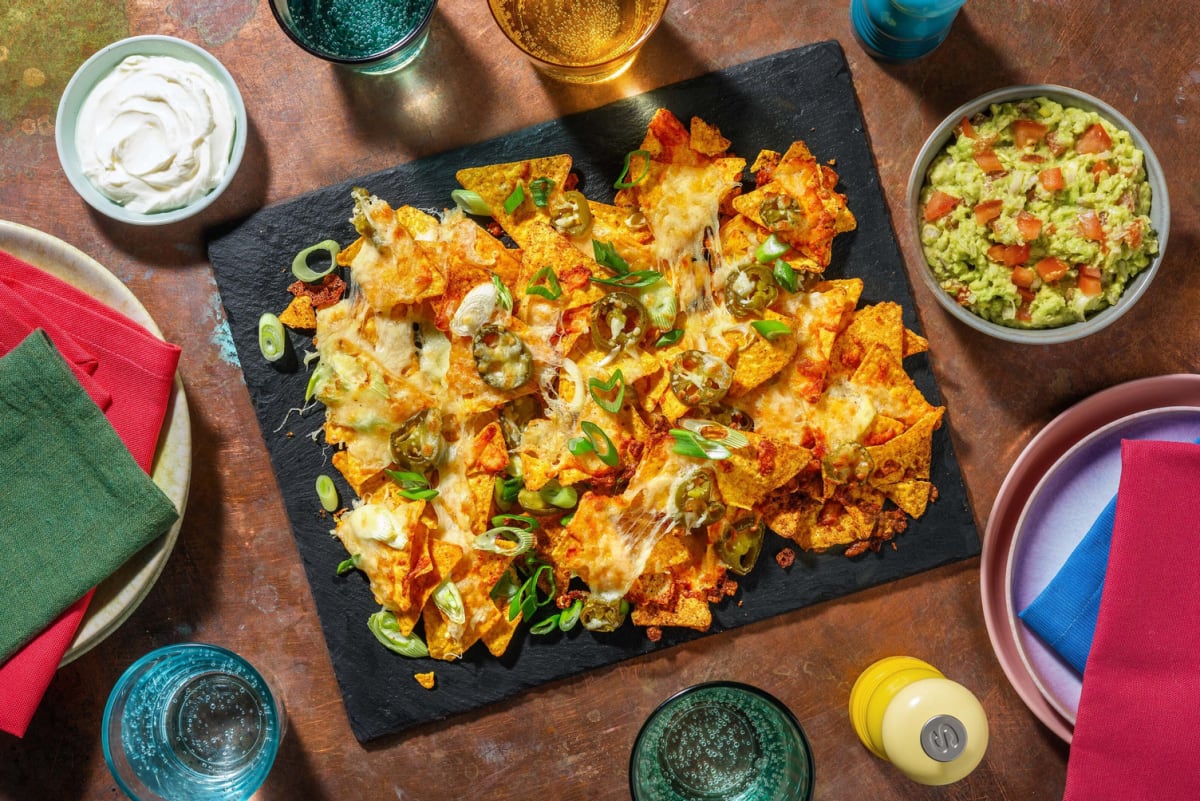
[590,269,663,289]
[385,469,440,501]
[503,183,526,215]
[530,614,561,635]
[641,280,678,330]
[751,319,793,341]
[292,240,341,283]
[492,273,513,311]
[588,369,626,413]
[474,525,535,556]
[433,580,466,625]
[558,598,583,631]
[315,474,339,512]
[490,567,521,604]
[451,189,492,216]
[335,553,361,576]
[755,233,790,263]
[525,266,562,300]
[614,149,651,189]
[494,474,523,508]
[559,513,575,526]
[258,313,287,362]
[568,421,619,467]
[773,259,799,292]
[509,562,555,621]
[544,482,578,509]
[679,419,750,450]
[529,177,554,207]
[592,240,630,275]
[305,363,325,401]
[367,610,429,657]
[655,328,684,348]
[669,429,732,460]
[491,513,539,530]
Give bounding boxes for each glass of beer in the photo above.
[488,0,669,84]
[102,643,285,801]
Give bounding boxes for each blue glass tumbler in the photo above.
[850,0,967,62]
[102,643,285,801]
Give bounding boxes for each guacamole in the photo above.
[919,97,1158,329]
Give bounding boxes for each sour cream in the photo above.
[74,54,236,214]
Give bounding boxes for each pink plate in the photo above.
[980,374,1200,743]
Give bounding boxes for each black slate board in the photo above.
[208,40,980,743]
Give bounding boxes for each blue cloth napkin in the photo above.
[1017,496,1116,674]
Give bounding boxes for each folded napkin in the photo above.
[0,249,181,738]
[1063,439,1200,801]
[0,331,179,662]
[1017,495,1117,674]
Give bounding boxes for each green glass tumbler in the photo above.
[630,682,815,801]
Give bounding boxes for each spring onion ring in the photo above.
[474,525,535,556]
[367,610,429,657]
[258,313,287,362]
[451,189,492,216]
[315,474,339,512]
[291,239,341,283]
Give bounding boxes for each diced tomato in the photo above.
[1092,159,1116,178]
[1021,154,1047,164]
[1035,257,1070,282]
[1013,119,1049,148]
[1078,210,1105,241]
[1016,295,1035,323]
[1016,211,1043,241]
[1039,167,1065,192]
[959,116,977,139]
[924,190,961,222]
[973,149,1005,173]
[1078,264,1103,296]
[1126,218,1144,248]
[974,199,1003,226]
[1045,130,1068,157]
[1010,266,1037,288]
[1076,123,1113,154]
[988,243,1031,266]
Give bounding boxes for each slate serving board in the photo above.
[208,40,980,743]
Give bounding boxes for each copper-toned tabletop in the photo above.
[2,2,1198,799]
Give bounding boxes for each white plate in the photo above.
[0,220,191,664]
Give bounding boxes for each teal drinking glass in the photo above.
[269,0,437,75]
[102,643,285,801]
[851,0,967,62]
[630,682,815,801]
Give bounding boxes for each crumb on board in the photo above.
[414,671,436,690]
[775,547,796,569]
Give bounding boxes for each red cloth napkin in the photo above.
[1063,438,1200,801]
[0,250,181,737]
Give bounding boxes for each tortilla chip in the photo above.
[631,593,712,631]
[414,672,436,689]
[867,407,944,485]
[690,116,731,157]
[455,155,574,248]
[714,432,813,511]
[851,344,940,427]
[728,310,799,398]
[278,295,317,330]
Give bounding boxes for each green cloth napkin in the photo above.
[0,331,179,663]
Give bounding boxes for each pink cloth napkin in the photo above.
[1063,439,1200,801]
[0,250,181,737]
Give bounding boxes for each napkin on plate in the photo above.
[1017,495,1117,674]
[0,331,179,660]
[1063,439,1200,801]
[0,249,181,738]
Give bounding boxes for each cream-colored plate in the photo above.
[0,220,191,665]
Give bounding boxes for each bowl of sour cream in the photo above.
[56,35,247,225]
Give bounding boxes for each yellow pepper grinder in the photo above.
[849,656,988,785]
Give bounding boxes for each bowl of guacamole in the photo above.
[908,85,1168,344]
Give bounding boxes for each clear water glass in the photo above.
[850,0,967,62]
[102,643,285,801]
[630,682,814,801]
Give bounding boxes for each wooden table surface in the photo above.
[2,1,1198,798]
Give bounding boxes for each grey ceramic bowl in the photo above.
[907,85,1169,344]
[55,35,247,226]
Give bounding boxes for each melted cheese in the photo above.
[340,503,409,549]
[647,164,730,264]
